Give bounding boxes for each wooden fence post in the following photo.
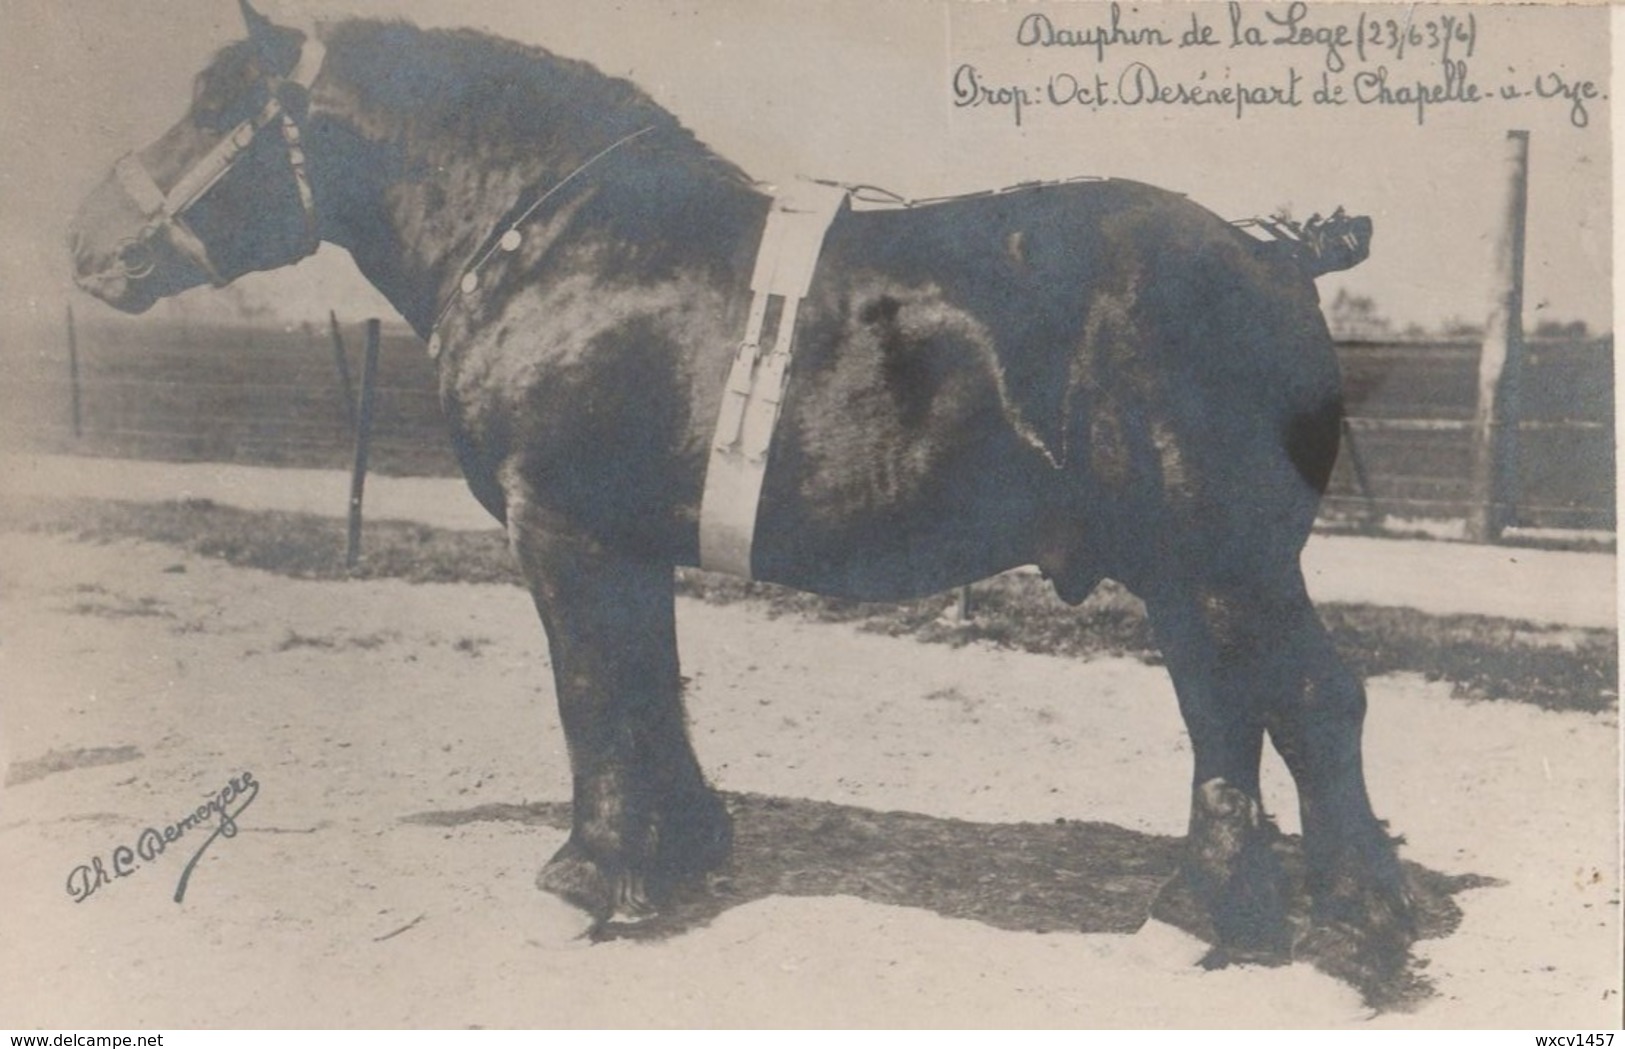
[346,319,382,570]
[65,305,83,439]
[1338,417,1380,530]
[329,310,357,432]
[1467,130,1530,543]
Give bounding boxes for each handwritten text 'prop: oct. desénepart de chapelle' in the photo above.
[951,2,1602,128]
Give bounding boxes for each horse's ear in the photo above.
[238,0,302,76]
[237,0,288,53]
[238,0,271,35]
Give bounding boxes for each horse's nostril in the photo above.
[67,228,94,273]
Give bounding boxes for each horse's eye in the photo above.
[191,72,218,108]
[191,79,229,128]
[193,106,228,132]
[191,56,262,131]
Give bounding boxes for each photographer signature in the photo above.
[65,771,259,904]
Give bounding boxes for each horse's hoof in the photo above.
[1311,876,1416,970]
[533,887,600,946]
[1198,944,1291,971]
[607,870,660,924]
[537,838,667,929]
[537,842,614,922]
[1150,864,1292,962]
[1172,779,1293,957]
[660,792,734,881]
[534,793,731,935]
[1308,828,1417,948]
[1296,832,1420,1005]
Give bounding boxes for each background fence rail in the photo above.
[1321,336,1613,533]
[3,319,1613,537]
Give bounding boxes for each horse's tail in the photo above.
[1285,392,1344,496]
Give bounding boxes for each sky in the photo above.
[0,0,1612,335]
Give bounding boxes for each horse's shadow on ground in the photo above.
[404,792,1494,1011]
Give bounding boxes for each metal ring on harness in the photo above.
[114,237,157,280]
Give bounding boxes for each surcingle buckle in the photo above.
[698,179,848,578]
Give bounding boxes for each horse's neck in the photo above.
[311,129,533,337]
[304,27,667,338]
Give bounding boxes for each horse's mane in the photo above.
[300,19,752,184]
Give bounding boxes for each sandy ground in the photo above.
[0,460,1619,1028]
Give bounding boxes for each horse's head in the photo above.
[69,1,325,313]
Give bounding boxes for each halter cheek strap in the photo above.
[114,36,326,285]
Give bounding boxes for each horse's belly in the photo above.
[751,521,1034,602]
[748,430,1046,601]
[736,276,1064,600]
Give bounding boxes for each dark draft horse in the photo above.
[69,3,1413,971]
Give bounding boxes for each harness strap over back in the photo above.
[698,180,847,578]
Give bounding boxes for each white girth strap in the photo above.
[699,180,847,577]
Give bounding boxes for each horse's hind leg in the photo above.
[1141,565,1290,959]
[506,498,731,929]
[1254,570,1416,963]
[1144,553,1413,964]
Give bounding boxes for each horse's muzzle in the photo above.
[67,164,175,313]
[68,238,158,314]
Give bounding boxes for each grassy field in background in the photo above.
[3,495,1613,715]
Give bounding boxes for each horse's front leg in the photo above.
[506,498,731,928]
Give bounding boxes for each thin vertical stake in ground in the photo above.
[346,318,382,570]
[66,305,82,439]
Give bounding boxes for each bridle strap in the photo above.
[114,34,326,285]
[280,110,318,248]
[165,97,288,217]
[287,31,325,89]
[113,155,167,216]
[114,152,229,285]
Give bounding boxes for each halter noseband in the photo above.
[113,35,325,286]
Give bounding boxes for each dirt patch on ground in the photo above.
[0,531,1618,1027]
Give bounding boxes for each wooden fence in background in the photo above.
[1321,336,1613,534]
[2,318,458,477]
[3,317,1614,538]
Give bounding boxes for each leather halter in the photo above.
[112,36,325,285]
